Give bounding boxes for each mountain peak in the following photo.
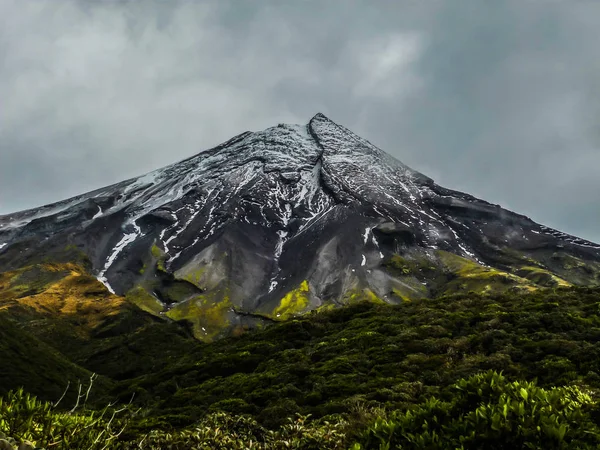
[309,112,332,123]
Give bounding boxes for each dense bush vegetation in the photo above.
[4,286,600,448]
[119,287,600,428]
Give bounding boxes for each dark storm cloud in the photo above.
[1,0,599,243]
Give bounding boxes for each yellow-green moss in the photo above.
[392,288,412,303]
[0,263,126,334]
[549,253,600,285]
[271,280,310,320]
[341,288,386,306]
[436,250,536,295]
[125,286,164,316]
[1,264,81,302]
[516,266,571,288]
[383,255,437,276]
[436,251,484,276]
[166,292,232,342]
[161,281,200,303]
[384,255,412,274]
[151,244,167,273]
[364,288,387,305]
[150,244,163,259]
[179,266,207,289]
[315,303,337,313]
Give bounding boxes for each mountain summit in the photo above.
[1,114,599,340]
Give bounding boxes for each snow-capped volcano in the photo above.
[1,113,599,338]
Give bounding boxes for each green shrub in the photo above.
[355,370,600,449]
[127,412,348,449]
[0,386,129,450]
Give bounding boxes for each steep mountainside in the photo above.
[1,113,599,340]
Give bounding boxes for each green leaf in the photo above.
[520,388,529,402]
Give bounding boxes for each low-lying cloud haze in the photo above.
[1,0,599,243]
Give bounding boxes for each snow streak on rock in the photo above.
[97,220,142,293]
[92,206,103,220]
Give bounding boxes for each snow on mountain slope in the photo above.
[1,113,599,339]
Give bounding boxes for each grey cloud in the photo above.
[1,0,599,243]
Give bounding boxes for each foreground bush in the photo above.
[130,413,348,449]
[3,370,600,449]
[0,388,348,449]
[0,386,128,450]
[355,370,600,449]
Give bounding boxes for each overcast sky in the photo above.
[1,0,599,243]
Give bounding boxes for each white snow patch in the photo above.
[444,222,486,264]
[92,206,103,220]
[169,250,184,264]
[397,180,417,201]
[363,227,371,245]
[417,208,444,224]
[0,243,6,250]
[457,243,476,259]
[371,233,380,248]
[382,192,411,213]
[361,254,367,266]
[372,205,394,222]
[272,203,293,262]
[97,220,143,294]
[165,204,202,247]
[96,276,114,294]
[273,230,288,261]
